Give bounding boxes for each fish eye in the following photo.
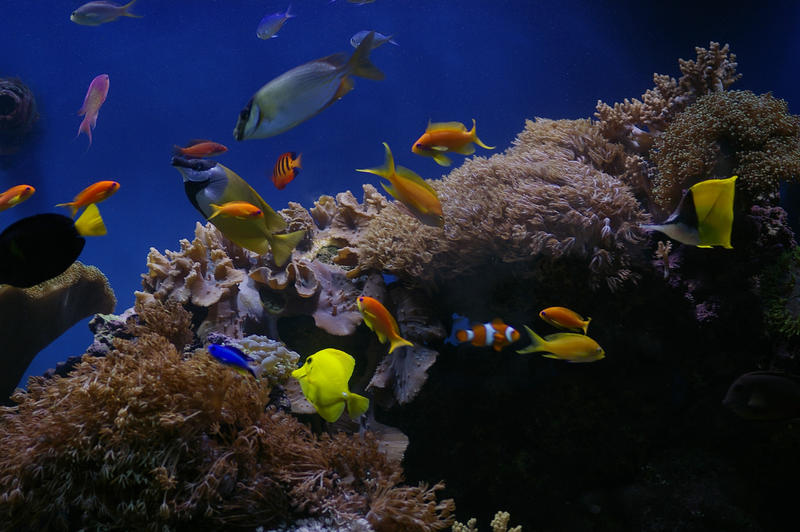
[306,357,313,364]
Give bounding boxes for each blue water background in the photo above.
[0,0,797,386]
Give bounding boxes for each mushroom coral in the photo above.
[651,90,800,209]
[0,299,455,531]
[0,261,115,402]
[349,118,649,291]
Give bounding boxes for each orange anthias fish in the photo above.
[539,307,591,334]
[272,152,302,190]
[411,119,494,167]
[56,180,120,218]
[357,295,413,353]
[0,185,35,212]
[453,316,521,352]
[356,142,444,227]
[208,201,264,220]
[173,140,228,159]
[76,74,110,149]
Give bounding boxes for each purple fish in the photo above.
[76,74,109,150]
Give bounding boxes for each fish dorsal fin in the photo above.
[491,318,505,327]
[426,121,467,133]
[394,165,437,195]
[320,348,355,376]
[319,52,349,69]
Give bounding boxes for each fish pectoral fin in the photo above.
[430,145,450,151]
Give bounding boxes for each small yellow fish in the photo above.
[291,348,369,422]
[539,307,591,334]
[517,326,604,363]
[411,119,494,167]
[356,142,444,227]
[208,201,264,220]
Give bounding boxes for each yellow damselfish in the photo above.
[291,348,370,422]
[517,325,605,363]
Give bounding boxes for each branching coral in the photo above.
[0,261,115,402]
[349,118,649,291]
[452,511,522,532]
[0,300,455,530]
[651,90,800,209]
[595,42,740,153]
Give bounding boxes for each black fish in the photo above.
[0,205,105,288]
[722,371,800,421]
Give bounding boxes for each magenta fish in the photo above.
[77,74,109,149]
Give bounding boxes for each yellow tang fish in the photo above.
[233,32,384,140]
[356,142,444,227]
[517,326,604,363]
[291,348,370,422]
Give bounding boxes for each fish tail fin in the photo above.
[74,203,107,237]
[357,142,395,180]
[470,119,495,150]
[294,152,302,170]
[268,229,306,267]
[388,335,414,354]
[77,117,92,149]
[121,0,143,18]
[583,317,591,335]
[516,325,546,355]
[207,203,222,220]
[346,392,370,419]
[445,313,471,345]
[55,201,79,218]
[348,31,385,80]
[286,3,295,17]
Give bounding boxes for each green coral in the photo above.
[761,246,800,338]
[651,90,800,209]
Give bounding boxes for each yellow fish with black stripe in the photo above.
[171,156,304,266]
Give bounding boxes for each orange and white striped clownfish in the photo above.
[449,314,521,352]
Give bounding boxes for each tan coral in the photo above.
[0,262,116,401]
[349,118,649,291]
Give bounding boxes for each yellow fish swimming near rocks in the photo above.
[517,326,605,363]
[291,348,370,422]
[233,32,384,140]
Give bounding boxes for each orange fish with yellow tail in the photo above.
[356,142,444,227]
[357,295,413,353]
[0,184,35,212]
[56,180,120,218]
[411,118,494,166]
[451,315,521,352]
[539,307,591,334]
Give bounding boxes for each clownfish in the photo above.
[451,315,520,352]
[272,152,302,190]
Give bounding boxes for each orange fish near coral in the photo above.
[76,74,109,149]
[539,307,591,334]
[208,201,263,220]
[411,119,494,166]
[56,180,120,218]
[173,140,228,159]
[452,315,521,352]
[271,152,302,190]
[0,185,35,212]
[357,142,444,227]
[357,295,413,353]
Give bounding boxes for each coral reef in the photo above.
[0,261,115,402]
[651,90,800,208]
[761,246,800,339]
[0,298,454,531]
[595,42,740,154]
[349,118,649,291]
[452,511,521,532]
[0,77,38,155]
